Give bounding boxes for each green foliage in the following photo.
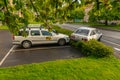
[0,12,4,21]
[111,1,120,20]
[70,40,84,49]
[0,0,81,33]
[82,40,113,57]
[0,57,120,80]
[89,0,120,25]
[68,7,85,20]
[71,39,113,58]
[53,25,73,35]
[22,9,35,23]
[0,25,8,30]
[70,40,77,48]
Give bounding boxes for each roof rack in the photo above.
[27,25,44,30]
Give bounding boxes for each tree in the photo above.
[111,0,120,20]
[89,0,120,25]
[1,0,81,34]
[68,7,85,22]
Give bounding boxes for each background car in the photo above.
[70,27,102,41]
[12,27,70,48]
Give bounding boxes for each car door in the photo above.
[89,30,97,40]
[96,30,102,40]
[41,30,57,44]
[29,30,41,44]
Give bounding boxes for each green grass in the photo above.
[0,57,120,80]
[70,22,120,30]
[53,25,73,35]
[0,25,8,30]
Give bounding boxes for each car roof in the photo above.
[77,27,96,30]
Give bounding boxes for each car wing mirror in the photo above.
[52,29,58,34]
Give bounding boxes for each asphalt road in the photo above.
[60,23,120,58]
[1,46,83,67]
[0,30,12,62]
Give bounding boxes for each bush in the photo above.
[69,40,77,48]
[71,39,113,58]
[69,40,83,49]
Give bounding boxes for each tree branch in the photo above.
[29,0,39,18]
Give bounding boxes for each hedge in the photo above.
[70,39,113,58]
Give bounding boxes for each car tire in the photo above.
[98,36,102,41]
[22,40,32,48]
[58,39,66,46]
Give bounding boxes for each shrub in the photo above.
[69,40,76,47]
[70,40,84,49]
[71,39,113,58]
[85,40,113,57]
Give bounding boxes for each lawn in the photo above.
[53,25,73,35]
[0,25,8,30]
[0,56,120,80]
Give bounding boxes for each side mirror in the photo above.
[52,29,58,34]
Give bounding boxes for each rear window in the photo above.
[31,30,40,36]
[75,29,89,36]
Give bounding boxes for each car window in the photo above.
[75,29,89,36]
[41,31,52,36]
[90,30,96,36]
[18,31,29,36]
[31,30,40,36]
[96,30,101,34]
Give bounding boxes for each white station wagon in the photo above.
[12,27,70,48]
[70,27,102,41]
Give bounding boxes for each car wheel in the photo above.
[22,40,32,48]
[58,39,66,46]
[98,36,102,41]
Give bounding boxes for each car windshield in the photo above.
[75,29,89,36]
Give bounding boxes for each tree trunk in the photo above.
[105,20,108,25]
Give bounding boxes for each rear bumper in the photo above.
[12,41,21,45]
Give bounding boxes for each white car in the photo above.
[12,27,70,48]
[70,27,102,41]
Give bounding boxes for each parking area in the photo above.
[0,30,12,61]
[0,30,83,68]
[1,29,120,68]
[0,45,83,67]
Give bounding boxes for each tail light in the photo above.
[12,35,15,40]
[82,38,88,41]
